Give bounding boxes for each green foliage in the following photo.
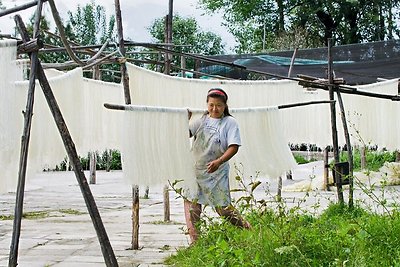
[23,1,119,82]
[340,148,396,171]
[293,154,318,165]
[53,149,122,171]
[198,0,400,53]
[147,14,224,71]
[66,1,116,46]
[167,203,400,266]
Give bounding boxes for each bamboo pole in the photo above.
[8,3,44,265]
[104,100,335,112]
[14,15,118,267]
[327,39,344,204]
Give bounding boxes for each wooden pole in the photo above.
[9,2,43,265]
[361,146,367,169]
[335,92,354,207]
[327,38,344,204]
[165,0,173,220]
[181,55,186,78]
[323,147,330,190]
[131,186,140,250]
[276,176,282,201]
[163,185,170,222]
[194,59,200,78]
[89,152,96,184]
[15,15,119,267]
[163,0,173,75]
[113,0,138,251]
[286,170,292,180]
[164,15,171,75]
[114,0,131,105]
[0,0,47,18]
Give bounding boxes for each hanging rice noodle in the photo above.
[82,78,124,152]
[120,105,296,188]
[0,40,20,193]
[126,62,400,150]
[121,106,196,190]
[14,68,85,172]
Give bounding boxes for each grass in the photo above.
[0,209,85,220]
[167,149,400,266]
[293,154,318,165]
[166,204,400,266]
[339,148,396,172]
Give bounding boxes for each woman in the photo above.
[185,88,251,243]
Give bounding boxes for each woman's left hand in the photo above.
[206,159,222,173]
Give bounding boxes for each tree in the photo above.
[23,1,118,81]
[198,0,400,52]
[64,1,118,81]
[65,1,116,46]
[146,14,225,71]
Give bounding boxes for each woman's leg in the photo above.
[184,200,202,243]
[216,205,251,229]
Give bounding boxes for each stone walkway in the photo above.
[1,161,397,266]
[0,171,189,267]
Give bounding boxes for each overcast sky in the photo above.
[1,0,236,52]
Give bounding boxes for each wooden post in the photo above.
[323,146,330,190]
[92,65,101,80]
[89,65,100,185]
[276,176,282,201]
[114,0,130,105]
[163,185,170,222]
[194,59,200,78]
[164,0,173,221]
[286,170,292,180]
[144,186,149,199]
[157,51,162,72]
[9,3,43,265]
[335,91,354,207]
[396,150,400,162]
[15,15,118,267]
[89,152,96,184]
[361,146,367,169]
[0,0,48,18]
[181,55,186,78]
[114,0,137,251]
[327,38,344,204]
[164,15,171,75]
[131,186,139,249]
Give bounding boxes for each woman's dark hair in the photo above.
[206,88,231,116]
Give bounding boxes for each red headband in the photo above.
[208,89,226,97]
